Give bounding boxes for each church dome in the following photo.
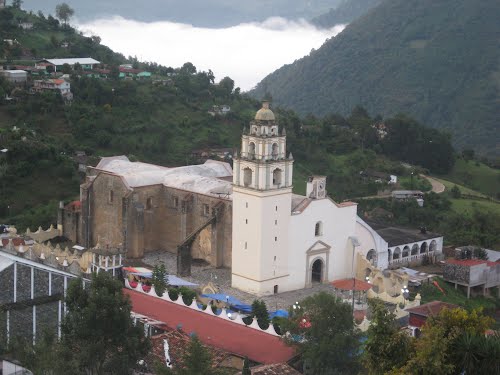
[255,101,275,121]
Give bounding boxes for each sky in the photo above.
[77,17,345,91]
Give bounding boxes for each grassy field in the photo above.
[436,177,489,198]
[450,198,500,216]
[440,159,500,198]
[420,277,499,314]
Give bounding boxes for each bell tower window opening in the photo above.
[315,221,323,236]
[273,168,282,186]
[248,142,256,160]
[243,168,253,187]
[108,190,114,204]
[271,143,278,160]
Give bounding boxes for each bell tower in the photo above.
[231,102,294,295]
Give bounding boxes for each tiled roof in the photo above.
[150,329,234,369]
[446,259,488,267]
[236,363,302,375]
[406,301,459,317]
[1,238,25,247]
[331,278,372,291]
[124,289,295,364]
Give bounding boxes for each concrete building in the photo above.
[35,57,100,72]
[0,70,28,84]
[32,79,73,101]
[443,259,500,298]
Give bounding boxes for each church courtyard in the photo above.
[143,250,339,311]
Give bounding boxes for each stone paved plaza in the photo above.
[143,251,340,310]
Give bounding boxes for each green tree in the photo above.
[450,184,461,198]
[285,292,361,375]
[391,307,494,375]
[61,272,150,374]
[363,298,413,374]
[11,0,22,9]
[251,300,270,329]
[152,263,168,297]
[55,3,75,25]
[242,357,251,375]
[178,335,217,375]
[180,62,197,75]
[61,63,72,75]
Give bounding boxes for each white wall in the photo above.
[355,216,389,269]
[287,199,358,292]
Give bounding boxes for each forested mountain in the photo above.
[311,0,382,28]
[252,0,500,157]
[21,0,341,27]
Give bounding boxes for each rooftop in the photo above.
[406,301,459,317]
[94,156,233,196]
[446,258,499,267]
[39,57,100,65]
[124,289,295,364]
[237,363,301,375]
[365,220,441,246]
[255,101,275,122]
[331,278,372,291]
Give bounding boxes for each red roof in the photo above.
[331,278,372,291]
[446,259,488,267]
[406,301,459,318]
[1,238,25,247]
[124,289,295,364]
[65,200,82,209]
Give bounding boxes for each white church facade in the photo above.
[231,102,443,295]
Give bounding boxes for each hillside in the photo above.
[252,0,500,157]
[311,0,382,28]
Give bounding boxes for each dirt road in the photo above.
[420,174,446,193]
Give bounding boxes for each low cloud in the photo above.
[77,17,345,91]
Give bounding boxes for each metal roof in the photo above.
[365,220,442,247]
[40,57,100,65]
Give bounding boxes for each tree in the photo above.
[177,335,217,375]
[363,298,413,374]
[55,3,74,25]
[180,62,197,75]
[450,184,461,198]
[284,292,361,374]
[242,357,251,375]
[61,63,72,75]
[11,0,22,9]
[61,272,150,374]
[251,300,270,329]
[218,76,234,97]
[152,263,168,297]
[391,307,494,375]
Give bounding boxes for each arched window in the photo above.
[388,249,392,262]
[248,142,256,159]
[315,221,323,236]
[146,197,153,210]
[366,249,377,266]
[243,168,253,187]
[271,143,278,160]
[393,247,401,260]
[429,240,437,252]
[273,168,282,186]
[411,244,419,256]
[420,242,428,254]
[402,246,410,258]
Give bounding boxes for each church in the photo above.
[61,102,443,296]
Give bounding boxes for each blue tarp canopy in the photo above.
[129,272,198,287]
[269,309,289,319]
[201,293,244,306]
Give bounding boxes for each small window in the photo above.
[275,237,277,242]
[203,204,210,216]
[244,242,247,250]
[274,256,276,261]
[275,220,277,225]
[246,202,248,208]
[275,206,278,211]
[273,285,278,294]
[245,219,248,224]
[315,222,323,236]
[146,197,153,210]
[173,196,179,208]
[109,190,114,204]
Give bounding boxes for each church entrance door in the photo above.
[311,259,323,283]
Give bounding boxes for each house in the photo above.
[32,79,73,101]
[0,70,28,84]
[19,22,34,30]
[406,301,459,334]
[443,258,500,298]
[35,58,100,72]
[359,170,390,183]
[118,67,151,79]
[392,190,424,206]
[208,105,231,116]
